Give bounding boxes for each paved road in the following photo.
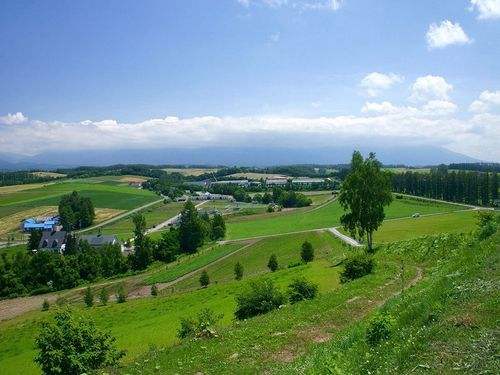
[328,227,362,247]
[77,197,164,234]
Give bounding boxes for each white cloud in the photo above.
[469,90,500,112]
[0,112,28,125]
[359,72,403,97]
[1,107,498,161]
[421,100,458,116]
[409,75,453,102]
[469,0,500,20]
[426,20,472,49]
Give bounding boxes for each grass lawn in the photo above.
[225,196,464,240]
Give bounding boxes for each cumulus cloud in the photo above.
[0,112,28,125]
[426,20,472,49]
[469,0,500,20]
[409,75,453,102]
[469,90,500,112]
[359,72,403,97]
[1,107,497,161]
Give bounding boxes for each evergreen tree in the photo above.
[300,241,314,263]
[84,286,94,307]
[210,214,226,240]
[28,230,43,251]
[199,270,210,287]
[151,284,158,296]
[99,288,109,305]
[267,254,278,272]
[234,262,244,280]
[130,213,152,270]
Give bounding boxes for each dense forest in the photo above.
[392,168,498,206]
[0,171,63,187]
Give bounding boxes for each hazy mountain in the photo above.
[0,145,480,170]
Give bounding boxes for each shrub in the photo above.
[99,288,109,305]
[475,211,497,240]
[366,313,394,346]
[340,253,374,283]
[42,299,50,311]
[177,308,223,339]
[288,278,318,304]
[83,286,94,308]
[267,254,278,272]
[234,280,286,320]
[234,262,244,280]
[151,284,158,296]
[199,270,210,287]
[56,296,67,307]
[35,309,124,374]
[116,284,127,303]
[300,241,314,263]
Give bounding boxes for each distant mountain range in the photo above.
[0,145,480,170]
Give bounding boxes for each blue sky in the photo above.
[0,0,499,161]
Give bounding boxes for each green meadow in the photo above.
[225,196,464,239]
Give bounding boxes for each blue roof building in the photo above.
[22,216,60,231]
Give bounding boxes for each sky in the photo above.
[0,0,499,162]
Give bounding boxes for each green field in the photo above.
[225,196,464,240]
[0,178,158,219]
[89,201,184,241]
[0,231,345,374]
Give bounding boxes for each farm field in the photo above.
[88,201,184,241]
[0,178,159,220]
[225,196,464,240]
[163,168,218,176]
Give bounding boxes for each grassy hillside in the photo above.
[225,196,465,239]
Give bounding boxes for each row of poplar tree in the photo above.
[392,168,499,206]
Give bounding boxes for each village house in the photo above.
[22,216,60,232]
[38,230,67,253]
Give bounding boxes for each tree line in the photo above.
[0,171,63,187]
[392,168,499,206]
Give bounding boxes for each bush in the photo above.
[177,308,223,339]
[151,283,158,296]
[267,254,278,272]
[35,309,124,374]
[300,241,314,263]
[42,299,50,311]
[235,279,286,320]
[366,313,394,346]
[116,284,127,303]
[288,278,318,304]
[234,262,244,280]
[199,270,210,287]
[99,288,109,305]
[475,211,497,240]
[84,286,94,308]
[340,253,374,283]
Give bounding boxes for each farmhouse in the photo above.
[80,233,123,250]
[38,230,67,253]
[22,216,60,232]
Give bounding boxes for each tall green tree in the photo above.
[130,213,152,270]
[179,201,205,253]
[210,214,226,240]
[339,151,393,252]
[28,230,43,251]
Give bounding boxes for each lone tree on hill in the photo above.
[300,241,314,263]
[267,254,278,272]
[130,213,153,270]
[339,151,392,252]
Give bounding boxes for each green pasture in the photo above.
[0,179,158,219]
[225,196,465,240]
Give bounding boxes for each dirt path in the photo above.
[327,227,362,247]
